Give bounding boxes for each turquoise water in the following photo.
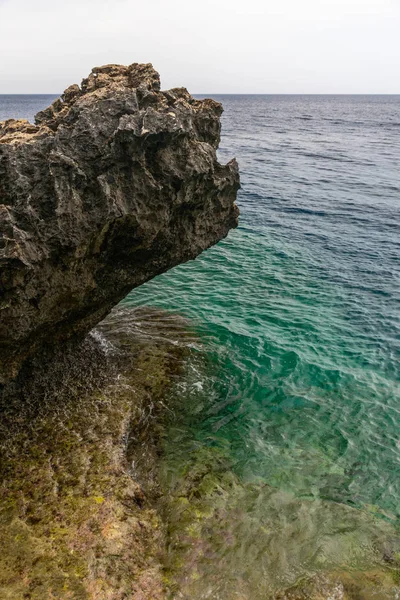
[125,95,400,514]
[3,94,400,594]
[124,96,400,593]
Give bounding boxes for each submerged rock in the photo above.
[158,441,400,599]
[0,63,239,384]
[275,570,400,599]
[0,305,194,599]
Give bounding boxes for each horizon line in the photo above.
[1,92,400,97]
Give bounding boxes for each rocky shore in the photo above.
[0,62,239,385]
[1,65,400,600]
[0,63,239,598]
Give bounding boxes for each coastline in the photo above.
[1,85,400,599]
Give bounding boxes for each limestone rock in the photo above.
[0,63,239,384]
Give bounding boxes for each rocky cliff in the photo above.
[0,63,239,384]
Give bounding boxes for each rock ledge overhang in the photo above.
[0,63,240,384]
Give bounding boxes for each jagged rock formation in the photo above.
[0,63,239,384]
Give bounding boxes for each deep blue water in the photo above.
[0,95,58,122]
[2,93,400,595]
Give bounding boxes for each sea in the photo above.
[2,93,400,597]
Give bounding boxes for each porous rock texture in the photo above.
[0,63,239,384]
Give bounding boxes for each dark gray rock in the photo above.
[0,63,239,384]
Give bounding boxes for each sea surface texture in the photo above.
[2,94,400,597]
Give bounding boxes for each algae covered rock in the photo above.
[0,306,194,599]
[0,62,239,384]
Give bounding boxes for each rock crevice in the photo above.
[0,63,239,383]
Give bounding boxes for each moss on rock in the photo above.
[0,305,191,600]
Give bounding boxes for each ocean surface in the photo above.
[2,93,400,596]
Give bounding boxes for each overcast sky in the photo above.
[0,0,399,94]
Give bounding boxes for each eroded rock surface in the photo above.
[0,63,239,384]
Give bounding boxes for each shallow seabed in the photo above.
[123,95,400,598]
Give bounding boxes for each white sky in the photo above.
[0,0,399,94]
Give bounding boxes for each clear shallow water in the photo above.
[126,95,400,594]
[128,95,400,512]
[3,94,400,595]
